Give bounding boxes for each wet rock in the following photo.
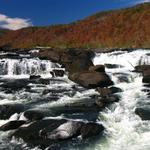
[105,64,124,69]
[23,110,44,121]
[0,120,26,131]
[50,69,65,77]
[135,107,150,120]
[12,119,67,141]
[96,87,122,97]
[0,104,25,119]
[89,65,105,72]
[66,58,93,73]
[142,69,150,83]
[80,122,104,139]
[40,120,104,140]
[40,121,83,140]
[113,73,130,83]
[69,71,113,88]
[23,109,53,121]
[12,119,104,144]
[135,65,150,72]
[30,75,41,80]
[0,79,29,90]
[95,95,120,106]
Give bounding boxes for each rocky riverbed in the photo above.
[0,49,150,150]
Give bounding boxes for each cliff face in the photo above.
[0,2,150,49]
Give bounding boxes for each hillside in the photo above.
[0,2,150,49]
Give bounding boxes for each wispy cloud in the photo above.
[115,0,150,4]
[0,14,32,30]
[134,0,150,4]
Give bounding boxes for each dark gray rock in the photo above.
[135,107,150,120]
[0,104,25,119]
[0,120,26,131]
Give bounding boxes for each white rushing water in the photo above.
[89,49,150,150]
[0,58,61,77]
[0,50,150,150]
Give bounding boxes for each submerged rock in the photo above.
[105,64,124,69]
[30,75,41,80]
[96,87,122,97]
[135,107,150,120]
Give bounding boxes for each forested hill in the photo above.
[0,2,150,49]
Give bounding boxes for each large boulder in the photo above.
[135,107,150,120]
[66,58,93,73]
[69,71,113,88]
[40,121,83,140]
[13,119,67,141]
[12,119,104,147]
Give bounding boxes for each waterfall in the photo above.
[0,58,61,76]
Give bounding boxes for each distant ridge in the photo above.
[0,2,150,49]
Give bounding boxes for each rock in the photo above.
[50,69,65,77]
[113,73,130,83]
[30,75,41,80]
[143,76,150,83]
[142,69,150,83]
[40,121,83,140]
[96,87,122,97]
[0,104,25,119]
[80,123,104,139]
[13,119,67,141]
[89,65,105,72]
[143,69,150,76]
[0,120,26,131]
[23,109,53,121]
[135,107,150,120]
[69,71,113,88]
[95,95,120,106]
[105,64,124,69]
[50,71,55,77]
[135,65,150,72]
[23,110,44,121]
[12,119,104,144]
[1,79,29,90]
[66,58,93,73]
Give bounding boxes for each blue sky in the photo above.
[0,0,149,30]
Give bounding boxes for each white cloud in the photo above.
[135,0,150,4]
[0,14,32,30]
